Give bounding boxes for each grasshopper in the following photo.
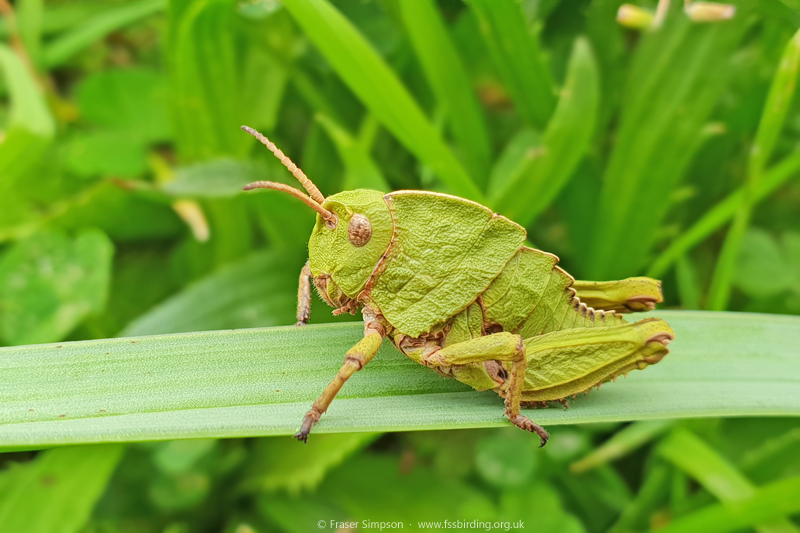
[241,126,675,446]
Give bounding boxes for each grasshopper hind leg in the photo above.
[422,332,550,446]
[519,317,674,404]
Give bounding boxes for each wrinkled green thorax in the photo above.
[368,191,526,337]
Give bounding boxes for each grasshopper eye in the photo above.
[347,214,372,247]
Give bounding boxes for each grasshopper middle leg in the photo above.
[422,332,549,447]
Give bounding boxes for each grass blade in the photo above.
[42,0,164,68]
[315,114,390,191]
[571,420,674,474]
[169,0,247,161]
[0,444,124,532]
[707,27,800,310]
[16,0,42,68]
[659,428,800,533]
[609,460,672,533]
[654,475,800,533]
[398,0,491,182]
[0,311,798,448]
[282,0,483,201]
[491,37,599,227]
[648,150,800,278]
[0,42,53,194]
[466,0,555,128]
[588,11,746,279]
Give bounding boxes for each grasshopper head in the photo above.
[308,189,393,308]
[240,126,393,312]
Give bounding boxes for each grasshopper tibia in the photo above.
[294,326,384,443]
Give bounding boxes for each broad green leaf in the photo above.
[314,455,496,523]
[0,229,114,346]
[0,444,125,533]
[499,483,586,533]
[475,429,539,488]
[163,159,273,198]
[281,0,484,201]
[655,475,800,533]
[398,0,492,181]
[466,0,556,129]
[491,37,599,227]
[241,432,379,494]
[63,131,148,178]
[589,9,747,279]
[151,438,216,475]
[0,444,124,533]
[708,26,800,310]
[52,181,184,242]
[42,0,165,68]
[76,68,172,143]
[0,311,798,448]
[648,150,800,278]
[121,250,301,336]
[733,228,792,298]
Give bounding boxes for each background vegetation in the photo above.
[0,0,799,531]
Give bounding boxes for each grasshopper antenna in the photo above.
[243,181,338,229]
[241,125,326,204]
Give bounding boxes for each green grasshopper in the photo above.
[241,126,675,446]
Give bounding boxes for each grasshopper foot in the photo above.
[509,414,549,447]
[294,409,321,443]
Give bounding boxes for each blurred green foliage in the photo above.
[1,0,800,531]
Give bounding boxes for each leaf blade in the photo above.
[491,37,599,227]
[466,0,556,128]
[398,0,492,181]
[281,0,483,201]
[0,311,798,448]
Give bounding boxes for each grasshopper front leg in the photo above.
[296,261,313,326]
[294,317,386,442]
[423,333,549,447]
